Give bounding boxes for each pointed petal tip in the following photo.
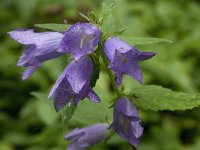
[87,89,101,103]
[17,61,24,67]
[53,103,61,112]
[151,52,156,57]
[52,96,61,112]
[64,128,82,140]
[90,98,101,103]
[22,76,28,81]
[7,31,12,36]
[7,31,17,40]
[147,51,156,59]
[137,78,143,84]
[48,89,55,99]
[22,74,29,80]
[22,66,38,80]
[47,93,52,99]
[7,30,18,36]
[8,28,33,38]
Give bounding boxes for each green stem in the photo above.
[98,42,121,96]
[99,43,116,89]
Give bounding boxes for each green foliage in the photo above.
[72,98,112,125]
[118,36,173,45]
[131,85,200,111]
[72,72,113,125]
[100,0,119,22]
[16,0,38,20]
[2,0,200,149]
[31,92,58,125]
[34,23,71,32]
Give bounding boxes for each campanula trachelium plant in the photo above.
[8,1,200,149]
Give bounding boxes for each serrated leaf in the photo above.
[118,36,173,45]
[34,23,71,32]
[131,85,200,111]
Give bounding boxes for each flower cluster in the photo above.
[9,22,155,149]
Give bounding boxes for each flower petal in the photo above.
[127,63,143,83]
[130,121,143,139]
[87,88,101,103]
[73,85,90,105]
[115,72,123,87]
[52,79,73,112]
[48,66,74,112]
[104,36,132,62]
[59,23,100,60]
[65,128,84,141]
[9,29,64,67]
[114,97,138,118]
[124,48,156,62]
[8,29,63,45]
[113,97,143,147]
[22,66,38,80]
[48,72,66,98]
[66,56,93,93]
[104,37,156,86]
[65,124,110,150]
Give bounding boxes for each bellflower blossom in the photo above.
[48,56,100,112]
[8,23,100,80]
[8,29,64,80]
[65,124,110,150]
[59,23,100,60]
[104,37,156,87]
[113,97,143,147]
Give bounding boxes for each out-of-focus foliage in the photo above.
[1,0,200,150]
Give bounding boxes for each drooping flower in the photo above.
[104,37,156,87]
[48,56,100,112]
[65,124,110,150]
[58,23,100,60]
[8,29,64,79]
[113,97,143,147]
[8,23,100,80]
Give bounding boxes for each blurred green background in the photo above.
[1,0,200,149]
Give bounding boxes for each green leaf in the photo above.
[130,85,200,111]
[71,73,114,125]
[118,36,173,45]
[34,23,71,32]
[72,99,112,125]
[31,92,58,125]
[100,0,119,21]
[31,92,76,131]
[103,28,126,40]
[31,91,49,101]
